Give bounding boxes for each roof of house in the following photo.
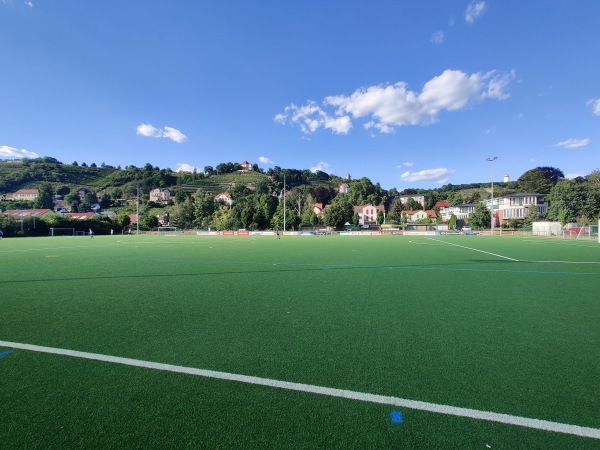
[404,209,436,218]
[13,189,39,195]
[64,212,97,219]
[215,192,232,198]
[2,209,54,217]
[435,201,449,208]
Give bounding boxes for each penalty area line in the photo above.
[1,340,599,440]
[427,238,519,261]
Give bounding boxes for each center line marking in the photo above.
[1,340,599,440]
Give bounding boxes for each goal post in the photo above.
[49,228,75,237]
[158,227,181,236]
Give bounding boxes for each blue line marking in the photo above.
[391,410,403,423]
[0,349,14,358]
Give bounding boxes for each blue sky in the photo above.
[1,1,599,190]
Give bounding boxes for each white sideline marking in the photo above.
[1,340,599,440]
[427,239,519,261]
[429,238,600,264]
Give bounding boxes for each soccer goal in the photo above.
[158,227,181,236]
[49,228,75,237]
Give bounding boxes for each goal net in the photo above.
[49,228,75,237]
[158,227,181,236]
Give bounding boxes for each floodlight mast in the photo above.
[136,183,140,235]
[486,157,497,235]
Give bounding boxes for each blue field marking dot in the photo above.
[0,349,14,358]
[391,411,403,423]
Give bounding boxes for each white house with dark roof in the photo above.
[486,193,548,225]
[149,188,171,203]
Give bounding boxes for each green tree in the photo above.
[448,214,457,230]
[524,203,540,226]
[405,198,422,211]
[170,197,195,229]
[517,166,564,194]
[212,206,238,230]
[140,214,159,230]
[193,190,216,228]
[388,197,403,223]
[547,179,600,224]
[34,183,54,209]
[468,202,491,230]
[323,195,353,229]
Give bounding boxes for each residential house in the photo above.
[353,204,385,225]
[214,192,233,206]
[149,188,171,203]
[2,209,56,219]
[440,204,477,222]
[337,183,349,194]
[485,193,548,225]
[398,195,427,208]
[404,210,437,223]
[239,161,253,171]
[12,189,39,201]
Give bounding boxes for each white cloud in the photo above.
[175,163,201,173]
[136,123,188,143]
[431,31,445,44]
[310,161,331,173]
[587,98,600,115]
[258,156,274,165]
[555,138,590,149]
[400,168,455,184]
[0,145,39,159]
[465,1,487,23]
[24,0,33,7]
[277,69,514,135]
[566,173,584,179]
[274,102,352,135]
[396,161,414,169]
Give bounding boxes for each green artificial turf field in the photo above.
[1,234,599,448]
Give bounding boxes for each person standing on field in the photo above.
[89,228,94,238]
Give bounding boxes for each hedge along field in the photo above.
[0,234,599,449]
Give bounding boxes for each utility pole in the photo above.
[283,174,286,232]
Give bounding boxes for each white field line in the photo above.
[428,238,600,264]
[426,239,519,261]
[1,340,599,440]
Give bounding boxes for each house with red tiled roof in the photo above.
[239,161,252,171]
[313,203,325,218]
[435,201,449,209]
[2,209,56,218]
[404,210,436,223]
[214,192,233,206]
[337,183,349,194]
[353,204,385,225]
[12,189,39,201]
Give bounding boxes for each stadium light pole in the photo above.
[486,157,497,235]
[136,183,140,235]
[283,173,286,232]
